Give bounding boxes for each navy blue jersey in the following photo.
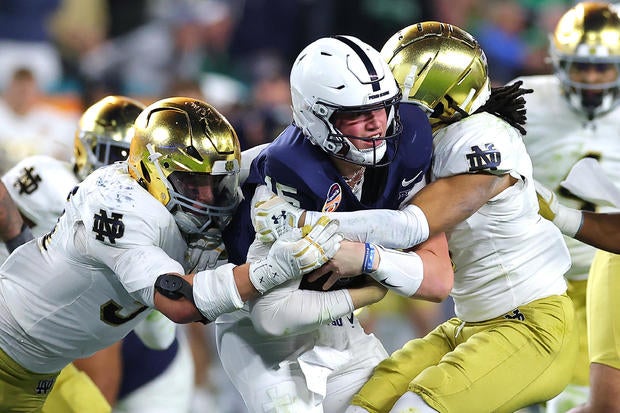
[224,103,432,264]
[118,332,179,399]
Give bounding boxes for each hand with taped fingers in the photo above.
[249,216,343,294]
[252,188,306,243]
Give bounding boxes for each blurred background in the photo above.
[0,1,580,412]
[0,0,574,164]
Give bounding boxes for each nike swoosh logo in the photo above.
[401,170,423,187]
[379,278,401,288]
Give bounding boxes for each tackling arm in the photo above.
[255,173,513,250]
[154,216,343,324]
[572,211,620,254]
[0,180,33,252]
[249,279,387,336]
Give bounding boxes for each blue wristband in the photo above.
[362,243,376,274]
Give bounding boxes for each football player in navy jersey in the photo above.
[217,35,454,412]
[253,23,577,413]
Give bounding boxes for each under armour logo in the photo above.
[271,210,287,225]
[92,209,125,243]
[504,309,525,321]
[14,166,42,195]
[35,378,56,395]
[466,144,501,172]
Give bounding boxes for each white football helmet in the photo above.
[550,2,620,119]
[290,35,402,166]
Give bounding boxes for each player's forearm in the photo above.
[347,282,387,308]
[233,263,260,301]
[577,212,620,254]
[0,181,21,239]
[250,287,355,336]
[305,204,429,249]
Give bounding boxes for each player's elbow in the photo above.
[159,306,196,324]
[416,268,453,302]
[434,269,454,302]
[155,294,201,324]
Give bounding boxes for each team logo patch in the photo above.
[466,143,501,172]
[322,183,342,212]
[92,209,125,244]
[15,166,42,195]
[35,377,56,395]
[504,309,525,321]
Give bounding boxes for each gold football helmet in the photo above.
[74,95,145,181]
[381,21,491,129]
[128,97,241,234]
[550,2,620,118]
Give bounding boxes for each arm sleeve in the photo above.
[249,280,354,336]
[305,203,429,249]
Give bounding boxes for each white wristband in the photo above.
[369,246,424,297]
[554,205,584,238]
[248,258,284,294]
[193,263,244,322]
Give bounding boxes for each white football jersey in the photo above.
[516,75,620,280]
[433,112,570,322]
[0,155,78,262]
[0,163,187,373]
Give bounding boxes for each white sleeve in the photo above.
[249,280,354,336]
[305,203,429,249]
[132,310,177,350]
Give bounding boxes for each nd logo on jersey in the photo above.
[92,209,125,244]
[15,166,42,195]
[466,143,501,172]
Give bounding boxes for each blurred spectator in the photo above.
[432,0,482,30]
[0,0,64,92]
[334,0,434,50]
[0,67,78,175]
[228,0,334,83]
[475,0,533,84]
[231,71,291,150]
[474,0,568,84]
[48,0,108,93]
[78,0,170,97]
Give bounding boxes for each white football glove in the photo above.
[534,179,583,237]
[249,216,343,294]
[253,194,305,243]
[185,229,227,272]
